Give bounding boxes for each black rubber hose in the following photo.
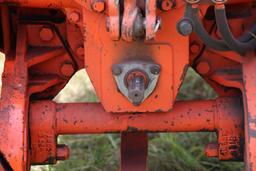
[214,6,256,55]
[238,24,256,42]
[190,7,230,51]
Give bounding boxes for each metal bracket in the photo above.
[112,60,160,106]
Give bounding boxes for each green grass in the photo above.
[31,68,244,171]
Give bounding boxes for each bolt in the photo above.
[196,61,211,75]
[190,42,201,54]
[56,144,70,161]
[69,11,80,23]
[91,0,105,13]
[150,65,161,75]
[39,27,54,42]
[204,142,218,158]
[112,65,122,76]
[158,0,174,11]
[177,19,193,36]
[76,46,84,60]
[60,62,75,77]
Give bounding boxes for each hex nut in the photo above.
[60,62,75,77]
[177,19,193,36]
[39,27,54,42]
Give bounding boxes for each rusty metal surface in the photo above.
[28,98,244,164]
[242,54,256,171]
[0,25,29,171]
[0,0,255,170]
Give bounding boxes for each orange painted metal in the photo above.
[28,97,243,164]
[242,54,256,171]
[0,20,83,169]
[0,25,29,171]
[0,0,255,170]
[83,1,188,112]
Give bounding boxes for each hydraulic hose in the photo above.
[239,25,256,42]
[190,6,230,51]
[214,5,256,55]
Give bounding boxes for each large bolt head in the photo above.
[177,18,193,36]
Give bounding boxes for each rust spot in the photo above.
[56,105,67,112]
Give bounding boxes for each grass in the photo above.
[31,68,244,171]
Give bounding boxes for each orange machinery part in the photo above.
[0,0,255,170]
[29,97,243,164]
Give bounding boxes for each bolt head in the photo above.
[112,66,122,76]
[91,0,105,13]
[150,65,161,75]
[69,11,80,23]
[177,19,193,36]
[39,27,54,42]
[160,0,173,11]
[196,61,211,75]
[60,62,75,77]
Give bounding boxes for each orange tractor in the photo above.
[0,0,255,170]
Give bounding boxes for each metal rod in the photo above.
[29,98,243,135]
